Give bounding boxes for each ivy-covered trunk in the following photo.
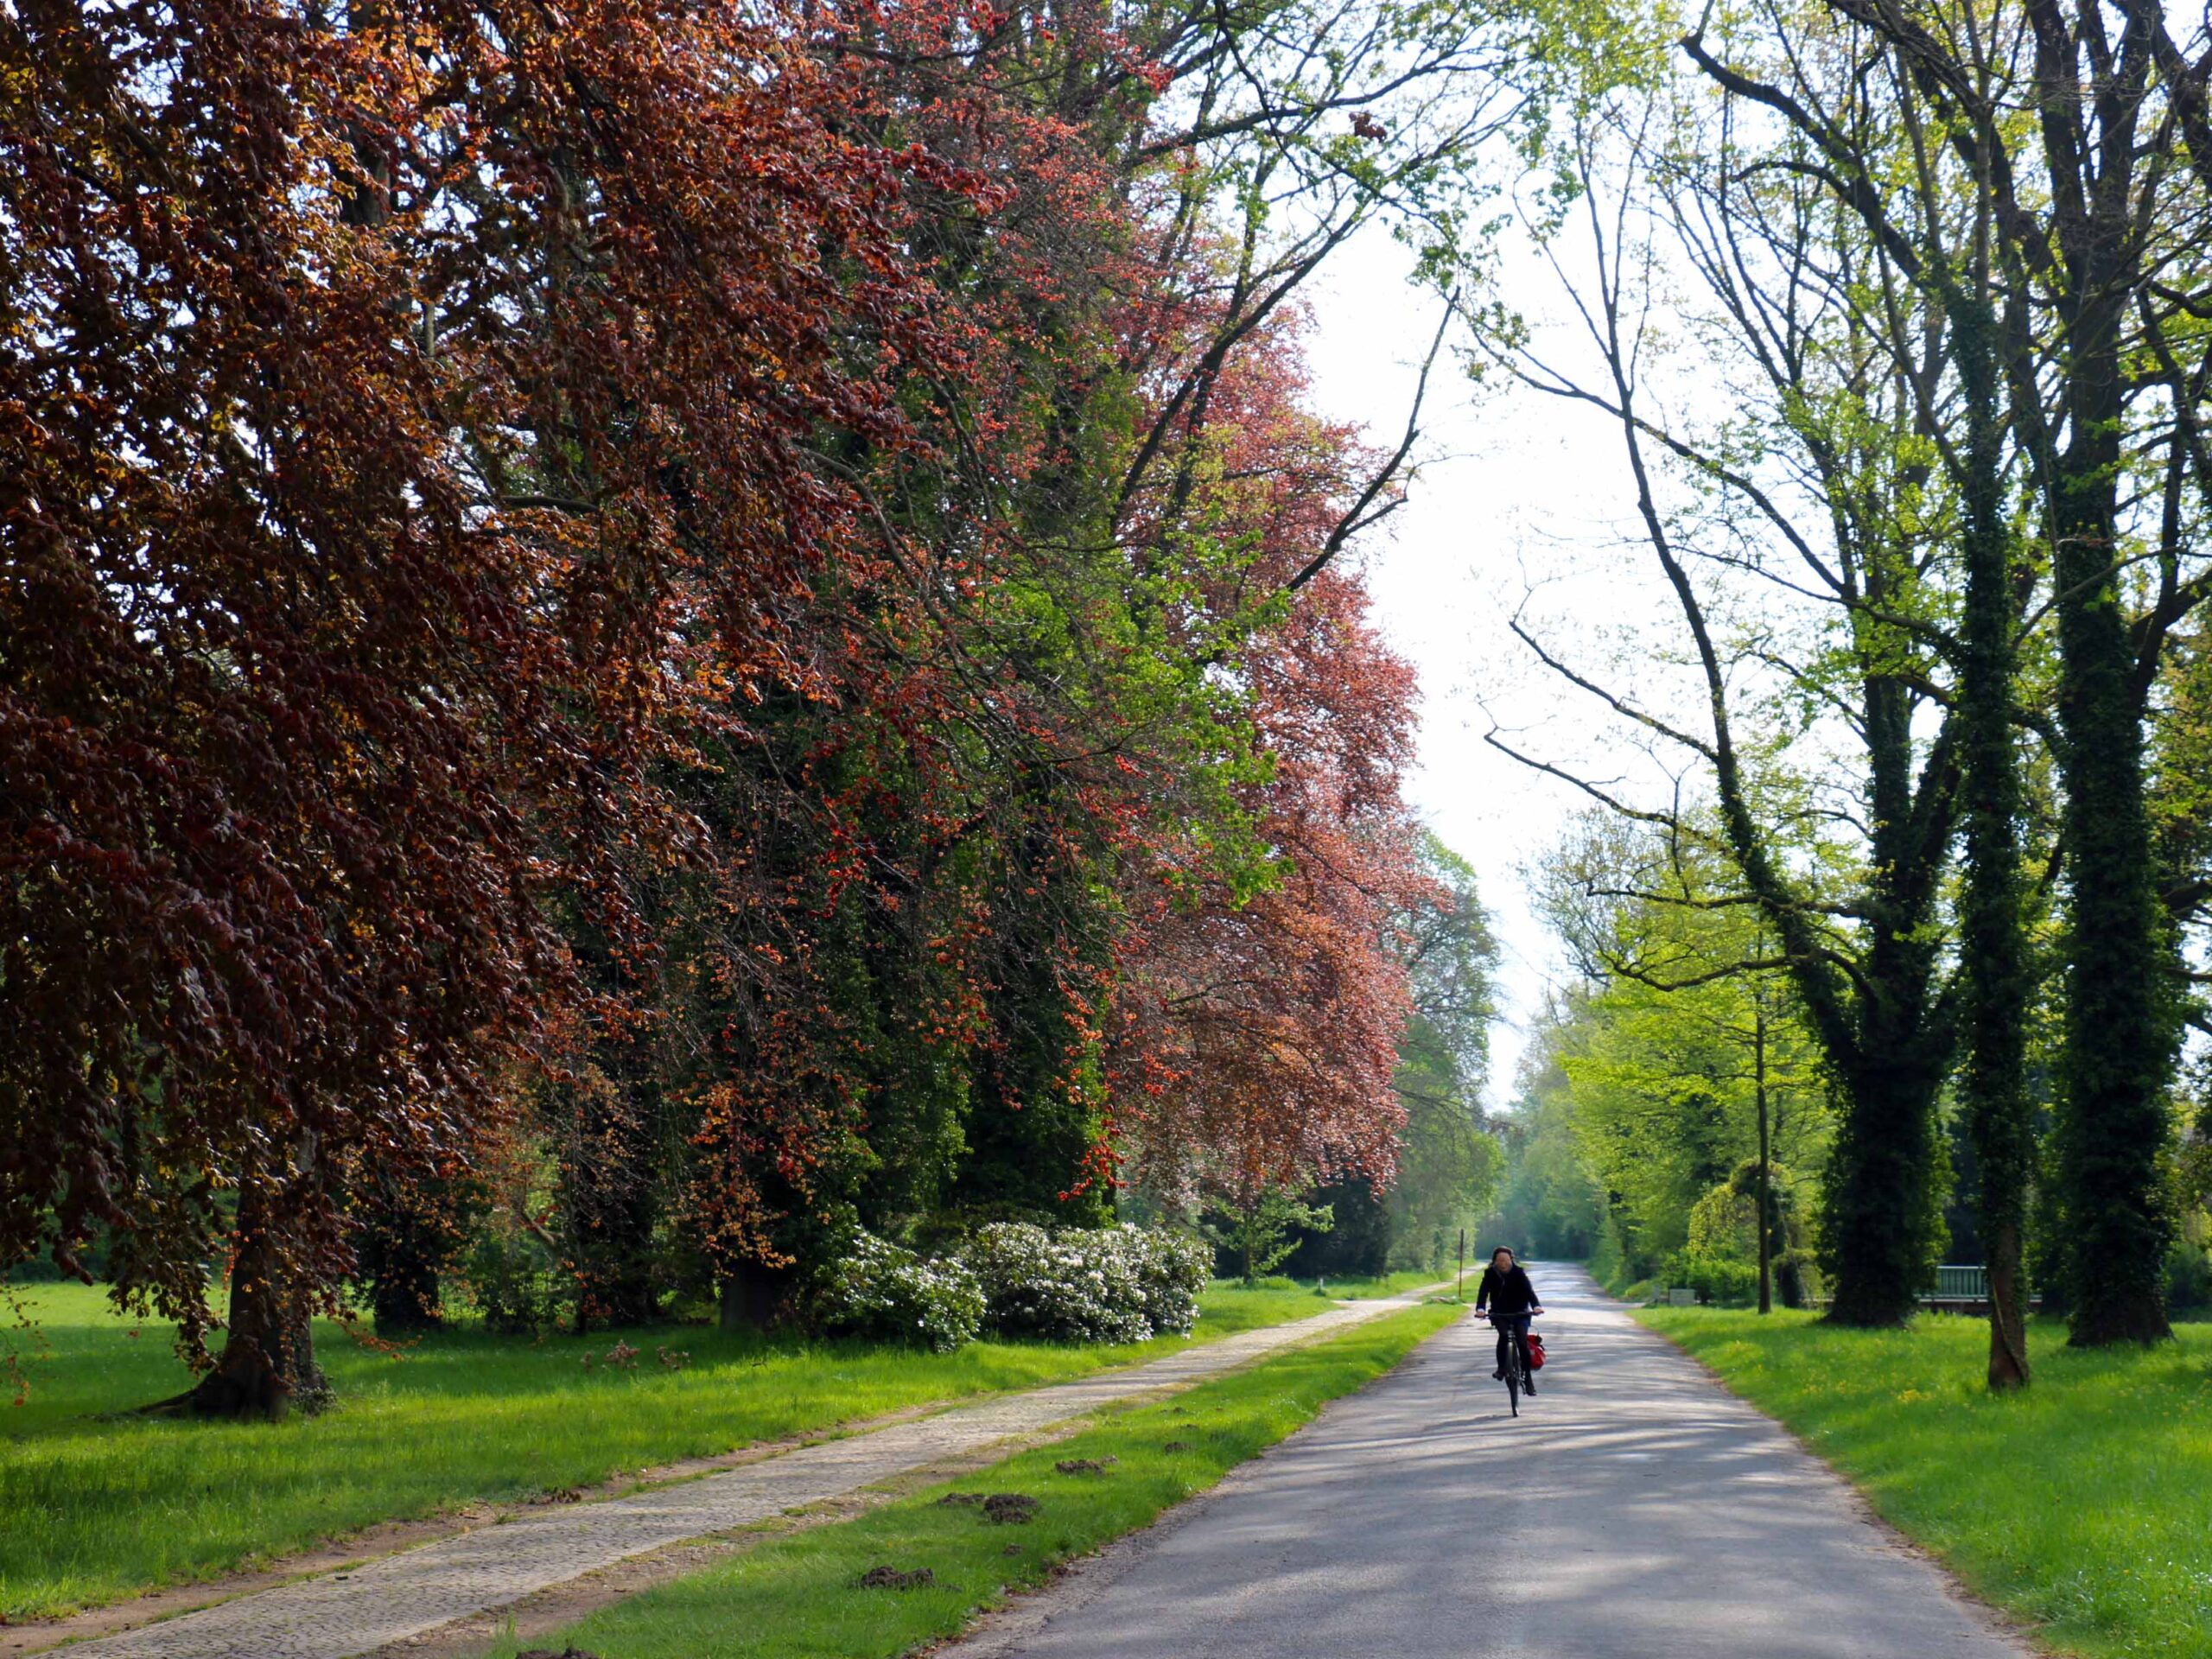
[364,1230,445,1336]
[559,1077,665,1334]
[355,1162,474,1336]
[1954,289,2034,1388]
[2048,285,2175,1346]
[1816,675,1949,1328]
[1822,1034,1946,1326]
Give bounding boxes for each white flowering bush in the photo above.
[964,1223,1211,1344]
[810,1230,985,1353]
[964,1222,1148,1342]
[1124,1225,1211,1336]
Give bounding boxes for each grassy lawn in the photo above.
[490,1300,1458,1659]
[1640,1307,2212,1659]
[0,1280,1326,1623]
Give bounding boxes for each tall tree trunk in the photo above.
[1678,0,2183,1350]
[368,1249,442,1336]
[558,1064,665,1333]
[197,1224,329,1418]
[1822,993,1947,1325]
[1954,284,2033,1389]
[1566,132,1957,1328]
[1817,663,1950,1326]
[2048,289,2175,1347]
[717,1259,791,1334]
[357,1167,453,1336]
[147,1173,329,1419]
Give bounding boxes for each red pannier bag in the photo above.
[1526,1332,1547,1370]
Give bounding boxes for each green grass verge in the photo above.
[1232,1270,1449,1301]
[1308,1269,1452,1300]
[1638,1307,2212,1659]
[487,1300,1456,1659]
[0,1281,1326,1622]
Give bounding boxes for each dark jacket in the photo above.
[1475,1262,1540,1317]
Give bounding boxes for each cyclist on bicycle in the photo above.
[1472,1247,1543,1383]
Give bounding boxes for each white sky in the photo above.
[1303,222,1657,1106]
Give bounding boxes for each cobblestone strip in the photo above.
[68,1293,1443,1659]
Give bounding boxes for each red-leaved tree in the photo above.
[0,0,1023,1408]
[1113,315,1430,1210]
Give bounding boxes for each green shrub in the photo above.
[1666,1248,1758,1306]
[461,1224,563,1333]
[2164,1234,2212,1311]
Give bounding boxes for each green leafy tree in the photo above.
[1486,1009,1608,1264]
[1206,1188,1336,1287]
[1675,0,2212,1348]
[1533,817,1834,1304]
[1386,836,1505,1269]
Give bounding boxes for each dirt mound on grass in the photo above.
[859,1566,938,1590]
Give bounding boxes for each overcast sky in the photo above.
[1302,220,1660,1107]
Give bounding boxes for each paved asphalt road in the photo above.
[943,1264,2030,1659]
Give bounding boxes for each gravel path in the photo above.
[940,1264,2033,1659]
[59,1292,1436,1659]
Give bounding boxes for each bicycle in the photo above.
[1484,1308,1541,1416]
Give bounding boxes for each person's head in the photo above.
[1490,1247,1516,1270]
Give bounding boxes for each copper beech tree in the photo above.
[3,0,1480,1408]
[1113,323,1431,1211]
[1,0,1048,1408]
